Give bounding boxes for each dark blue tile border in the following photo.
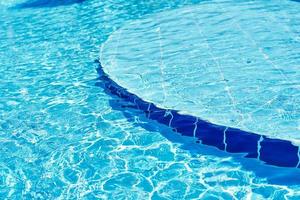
[96,60,300,168]
[15,0,85,8]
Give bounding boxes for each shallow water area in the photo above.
[101,0,300,142]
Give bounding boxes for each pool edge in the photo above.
[96,59,300,168]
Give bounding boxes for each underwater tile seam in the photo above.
[96,60,300,168]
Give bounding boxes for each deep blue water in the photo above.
[15,0,86,8]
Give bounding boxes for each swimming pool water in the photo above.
[1,0,300,199]
[101,0,300,143]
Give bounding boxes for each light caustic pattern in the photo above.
[1,0,300,199]
[101,0,300,142]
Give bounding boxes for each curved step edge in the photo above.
[96,60,300,168]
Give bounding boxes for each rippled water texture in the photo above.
[101,0,300,142]
[1,0,300,199]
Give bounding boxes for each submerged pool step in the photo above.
[100,0,300,142]
[96,60,300,168]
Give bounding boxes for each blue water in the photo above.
[101,0,300,143]
[1,0,300,199]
